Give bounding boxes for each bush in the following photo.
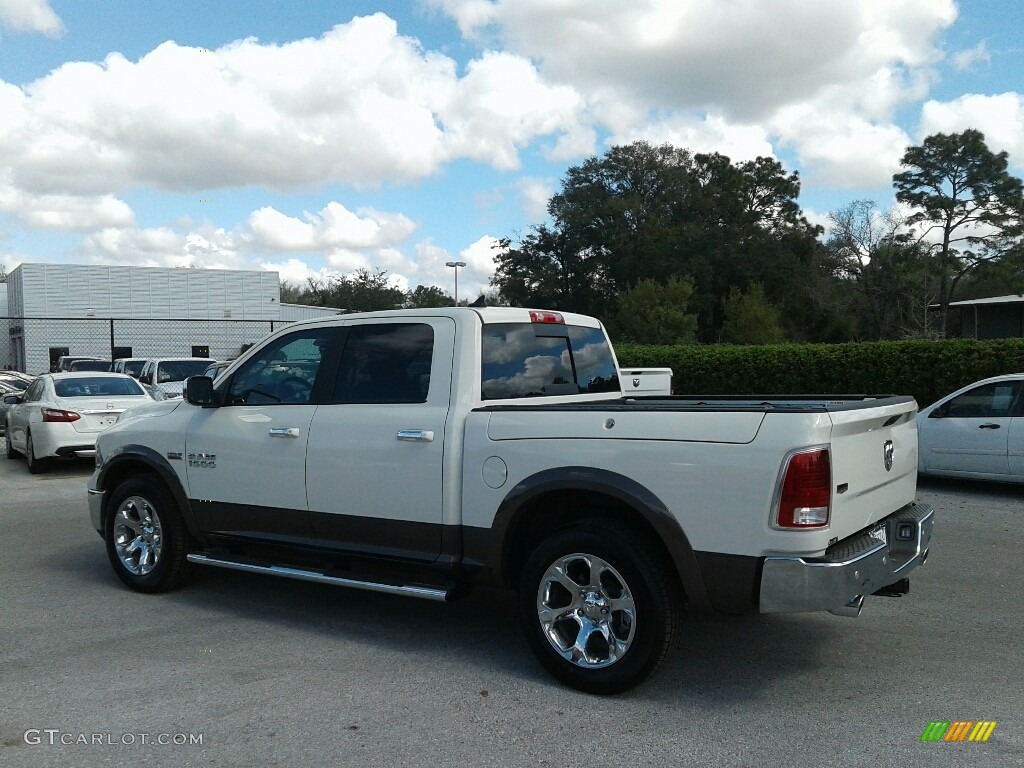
[614,338,1024,408]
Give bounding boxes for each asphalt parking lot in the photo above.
[1,445,1021,768]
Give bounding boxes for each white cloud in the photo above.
[1,13,585,202]
[919,93,1024,169]
[244,203,417,252]
[437,0,955,119]
[0,171,134,231]
[80,225,243,271]
[439,51,585,170]
[256,258,338,289]
[612,114,774,163]
[435,0,958,186]
[952,41,990,71]
[771,107,913,187]
[0,0,63,37]
[516,177,554,221]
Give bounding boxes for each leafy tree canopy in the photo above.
[609,276,697,345]
[894,128,1024,332]
[720,284,786,344]
[492,140,824,341]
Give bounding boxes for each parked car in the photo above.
[917,373,1024,483]
[0,373,30,391]
[138,358,217,399]
[0,380,21,434]
[202,360,233,381]
[4,373,152,473]
[54,355,103,372]
[113,358,148,379]
[69,360,113,372]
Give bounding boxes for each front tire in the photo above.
[518,521,682,694]
[25,431,50,474]
[104,475,192,592]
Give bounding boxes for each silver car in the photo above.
[0,380,22,434]
[4,373,152,473]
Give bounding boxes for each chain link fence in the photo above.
[2,316,290,376]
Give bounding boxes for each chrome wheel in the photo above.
[536,552,637,669]
[113,495,163,576]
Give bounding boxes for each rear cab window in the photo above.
[481,321,619,400]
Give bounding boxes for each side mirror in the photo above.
[185,376,216,407]
[3,394,22,405]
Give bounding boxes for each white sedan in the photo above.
[4,372,153,474]
[917,373,1024,483]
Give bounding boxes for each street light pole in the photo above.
[445,260,466,306]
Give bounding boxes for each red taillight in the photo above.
[41,407,81,423]
[776,448,831,528]
[529,310,564,324]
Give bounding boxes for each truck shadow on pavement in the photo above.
[62,541,848,702]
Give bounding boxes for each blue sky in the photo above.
[0,0,1021,299]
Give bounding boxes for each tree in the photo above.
[406,284,452,308]
[894,129,1024,334]
[491,141,824,340]
[279,281,313,304]
[306,268,406,313]
[720,284,786,344]
[608,277,697,345]
[825,200,939,339]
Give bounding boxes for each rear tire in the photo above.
[518,520,682,694]
[25,431,50,474]
[104,475,192,592]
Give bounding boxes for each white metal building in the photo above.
[3,264,338,373]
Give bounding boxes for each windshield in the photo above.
[54,377,146,397]
[157,360,211,383]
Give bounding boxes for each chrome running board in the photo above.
[186,554,449,601]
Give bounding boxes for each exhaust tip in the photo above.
[829,595,864,618]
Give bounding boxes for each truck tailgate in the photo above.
[827,400,918,540]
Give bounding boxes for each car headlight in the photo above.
[94,442,104,468]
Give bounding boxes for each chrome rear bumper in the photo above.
[759,501,935,615]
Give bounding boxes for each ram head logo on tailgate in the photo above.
[884,440,894,471]
[632,378,640,388]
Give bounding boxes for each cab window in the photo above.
[481,323,619,400]
[227,329,334,405]
[332,324,434,404]
[939,382,1022,418]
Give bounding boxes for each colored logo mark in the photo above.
[920,721,997,742]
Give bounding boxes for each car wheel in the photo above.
[5,423,18,458]
[104,475,192,593]
[25,431,50,474]
[518,521,682,694]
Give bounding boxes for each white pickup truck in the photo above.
[88,307,934,693]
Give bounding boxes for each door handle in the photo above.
[269,427,300,438]
[397,430,434,442]
[978,423,1001,430]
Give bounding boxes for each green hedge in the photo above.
[615,339,1024,408]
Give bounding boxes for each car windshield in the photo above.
[157,360,211,383]
[54,377,146,397]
